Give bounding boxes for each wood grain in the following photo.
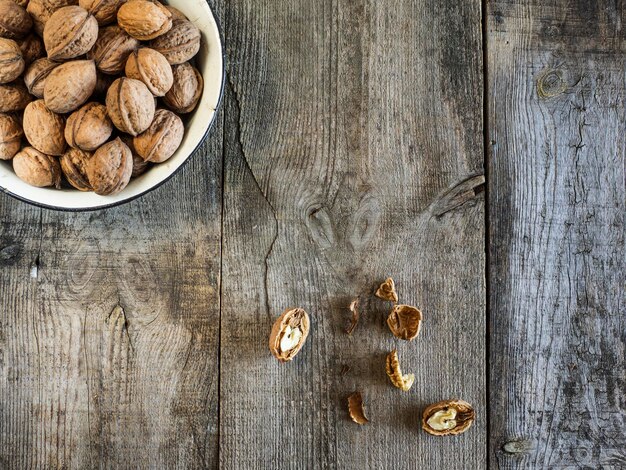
[219,0,486,468]
[487,1,626,468]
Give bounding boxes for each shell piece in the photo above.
[86,137,132,195]
[0,82,32,112]
[65,102,112,151]
[163,62,203,114]
[18,34,45,65]
[125,48,172,97]
[385,349,415,391]
[376,277,399,303]
[117,0,171,41]
[43,59,97,113]
[345,299,359,335]
[105,77,155,136]
[422,400,475,436]
[60,146,92,190]
[133,109,182,163]
[347,392,369,425]
[27,0,78,36]
[79,0,126,25]
[88,24,138,74]
[0,0,33,39]
[23,57,59,97]
[268,307,310,362]
[13,146,62,187]
[44,6,98,61]
[0,113,23,160]
[0,38,25,84]
[23,99,66,155]
[386,304,422,341]
[149,18,200,65]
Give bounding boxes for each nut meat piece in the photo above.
[125,47,173,97]
[268,307,310,362]
[86,137,132,195]
[24,58,59,98]
[385,349,414,391]
[0,82,32,112]
[163,62,203,114]
[0,38,25,84]
[149,18,200,65]
[23,99,66,156]
[65,102,112,151]
[0,0,33,39]
[43,6,98,61]
[386,304,422,341]
[422,400,475,436]
[13,146,62,188]
[0,113,23,160]
[133,109,183,163]
[88,25,139,75]
[376,277,398,303]
[117,0,172,41]
[43,59,97,113]
[60,147,92,190]
[347,392,368,425]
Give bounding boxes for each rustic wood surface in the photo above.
[0,0,623,468]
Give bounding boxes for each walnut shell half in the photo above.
[86,137,132,195]
[269,307,310,362]
[117,0,171,41]
[386,304,422,341]
[347,392,369,425]
[13,146,62,188]
[422,400,475,436]
[43,59,97,113]
[385,349,414,391]
[65,101,112,151]
[23,99,66,156]
[0,112,23,160]
[44,6,98,61]
[133,109,182,163]
[148,18,200,65]
[60,146,92,190]
[0,38,25,84]
[0,0,33,39]
[163,62,202,114]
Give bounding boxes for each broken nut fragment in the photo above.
[375,277,398,303]
[387,304,422,341]
[385,349,414,391]
[345,299,359,335]
[269,308,310,362]
[347,392,368,425]
[422,399,475,436]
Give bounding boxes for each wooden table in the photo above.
[1,0,624,468]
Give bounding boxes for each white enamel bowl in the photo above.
[0,0,224,211]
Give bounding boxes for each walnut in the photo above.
[386,304,422,341]
[27,0,78,36]
[88,24,138,74]
[422,400,475,436]
[23,99,66,155]
[13,146,61,187]
[0,38,25,84]
[125,47,172,96]
[43,6,98,61]
[268,307,310,362]
[347,392,368,425]
[23,57,58,97]
[385,349,414,391]
[120,133,148,177]
[376,277,398,303]
[133,109,182,163]
[10,0,29,7]
[0,112,23,160]
[18,34,45,65]
[65,102,112,151]
[60,146,92,190]
[0,0,33,39]
[86,136,132,195]
[164,5,186,21]
[117,0,171,41]
[0,82,32,112]
[79,0,126,25]
[43,59,96,113]
[106,77,154,136]
[163,62,202,114]
[149,18,200,65]
[92,70,115,96]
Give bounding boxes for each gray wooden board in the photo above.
[219,0,486,468]
[487,1,626,468]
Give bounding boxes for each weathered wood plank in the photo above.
[487,1,626,468]
[0,114,224,468]
[220,0,485,467]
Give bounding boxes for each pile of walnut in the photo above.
[268,277,476,437]
[0,0,203,195]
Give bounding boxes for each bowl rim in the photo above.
[0,2,226,213]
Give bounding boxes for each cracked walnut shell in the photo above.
[43,6,98,61]
[86,137,132,195]
[0,38,25,85]
[422,400,475,436]
[0,113,23,160]
[133,109,182,163]
[376,277,398,303]
[65,102,112,151]
[106,77,155,136]
[125,47,173,97]
[385,349,414,391]
[117,0,171,41]
[269,308,310,362]
[13,146,62,188]
[347,392,368,425]
[387,304,422,341]
[0,0,33,39]
[60,147,92,190]
[23,99,66,156]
